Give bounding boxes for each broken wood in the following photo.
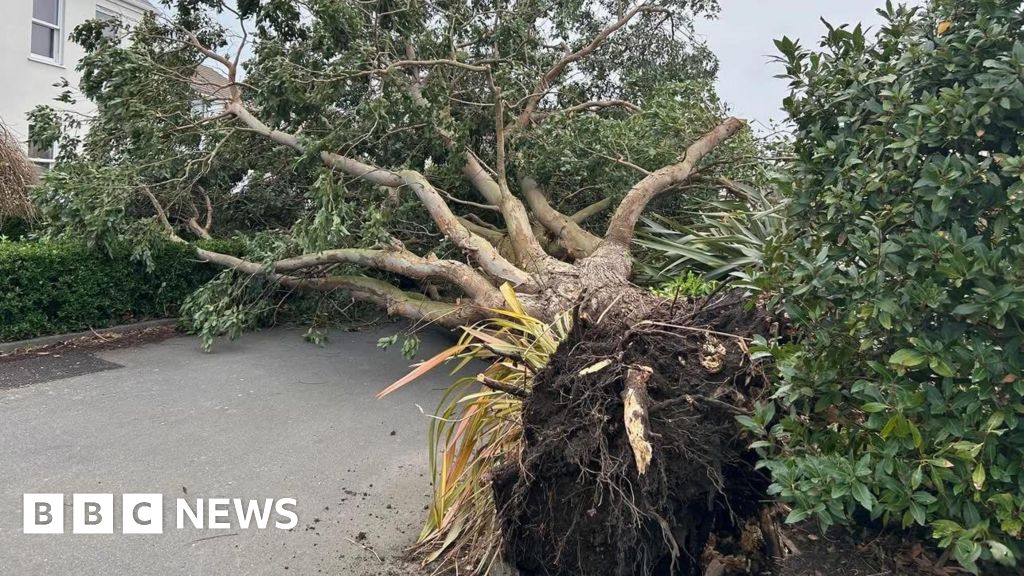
[622,365,654,475]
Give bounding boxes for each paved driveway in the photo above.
[0,325,454,575]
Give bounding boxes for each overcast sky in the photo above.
[693,0,921,130]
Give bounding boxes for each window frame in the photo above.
[29,0,64,65]
[26,125,57,171]
[95,5,120,40]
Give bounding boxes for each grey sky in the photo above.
[693,0,921,129]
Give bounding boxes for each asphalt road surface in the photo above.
[0,325,456,575]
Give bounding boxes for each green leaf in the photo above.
[953,539,982,573]
[851,482,873,512]
[929,356,955,377]
[910,501,926,526]
[911,466,923,489]
[880,415,900,438]
[735,415,758,430]
[862,402,888,413]
[972,463,986,490]
[784,508,810,524]
[987,540,1015,565]
[907,419,923,449]
[889,348,926,367]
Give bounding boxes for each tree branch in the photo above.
[461,154,560,273]
[458,216,507,246]
[570,197,613,224]
[141,187,185,243]
[516,4,661,129]
[187,218,213,240]
[182,29,241,101]
[401,171,536,287]
[272,248,499,303]
[194,247,485,327]
[378,48,559,274]
[531,99,640,123]
[201,187,213,231]
[521,178,601,259]
[228,103,406,188]
[224,101,532,287]
[604,117,746,245]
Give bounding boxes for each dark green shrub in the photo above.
[0,239,241,341]
[758,0,1024,571]
[0,217,33,240]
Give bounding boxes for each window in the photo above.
[27,125,55,172]
[95,7,119,40]
[30,0,63,63]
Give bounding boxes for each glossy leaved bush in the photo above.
[755,0,1024,571]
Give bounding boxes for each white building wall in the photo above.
[0,0,155,158]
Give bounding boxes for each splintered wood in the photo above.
[622,365,654,475]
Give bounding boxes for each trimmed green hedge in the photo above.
[0,239,238,342]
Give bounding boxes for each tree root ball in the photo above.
[493,292,777,576]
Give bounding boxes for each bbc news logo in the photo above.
[23,494,298,534]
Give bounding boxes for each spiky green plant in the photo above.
[635,179,785,285]
[379,285,571,574]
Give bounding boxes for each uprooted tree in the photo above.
[33,0,783,573]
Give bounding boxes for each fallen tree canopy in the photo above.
[31,0,765,331]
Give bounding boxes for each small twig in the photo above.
[438,188,499,212]
[779,532,801,556]
[595,291,628,325]
[599,153,652,175]
[477,375,529,398]
[651,394,750,415]
[478,343,537,375]
[88,327,113,342]
[188,532,238,545]
[345,537,383,563]
[636,320,751,342]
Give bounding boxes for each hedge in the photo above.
[0,239,238,342]
[761,2,1024,571]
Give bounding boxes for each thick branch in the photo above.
[187,218,212,240]
[516,4,660,129]
[225,102,531,287]
[383,51,559,274]
[202,188,213,231]
[229,103,405,188]
[194,247,484,327]
[461,155,559,272]
[604,117,746,245]
[570,197,612,224]
[272,248,498,303]
[521,178,601,259]
[401,171,535,287]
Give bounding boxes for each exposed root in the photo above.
[622,366,654,475]
[493,291,778,575]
